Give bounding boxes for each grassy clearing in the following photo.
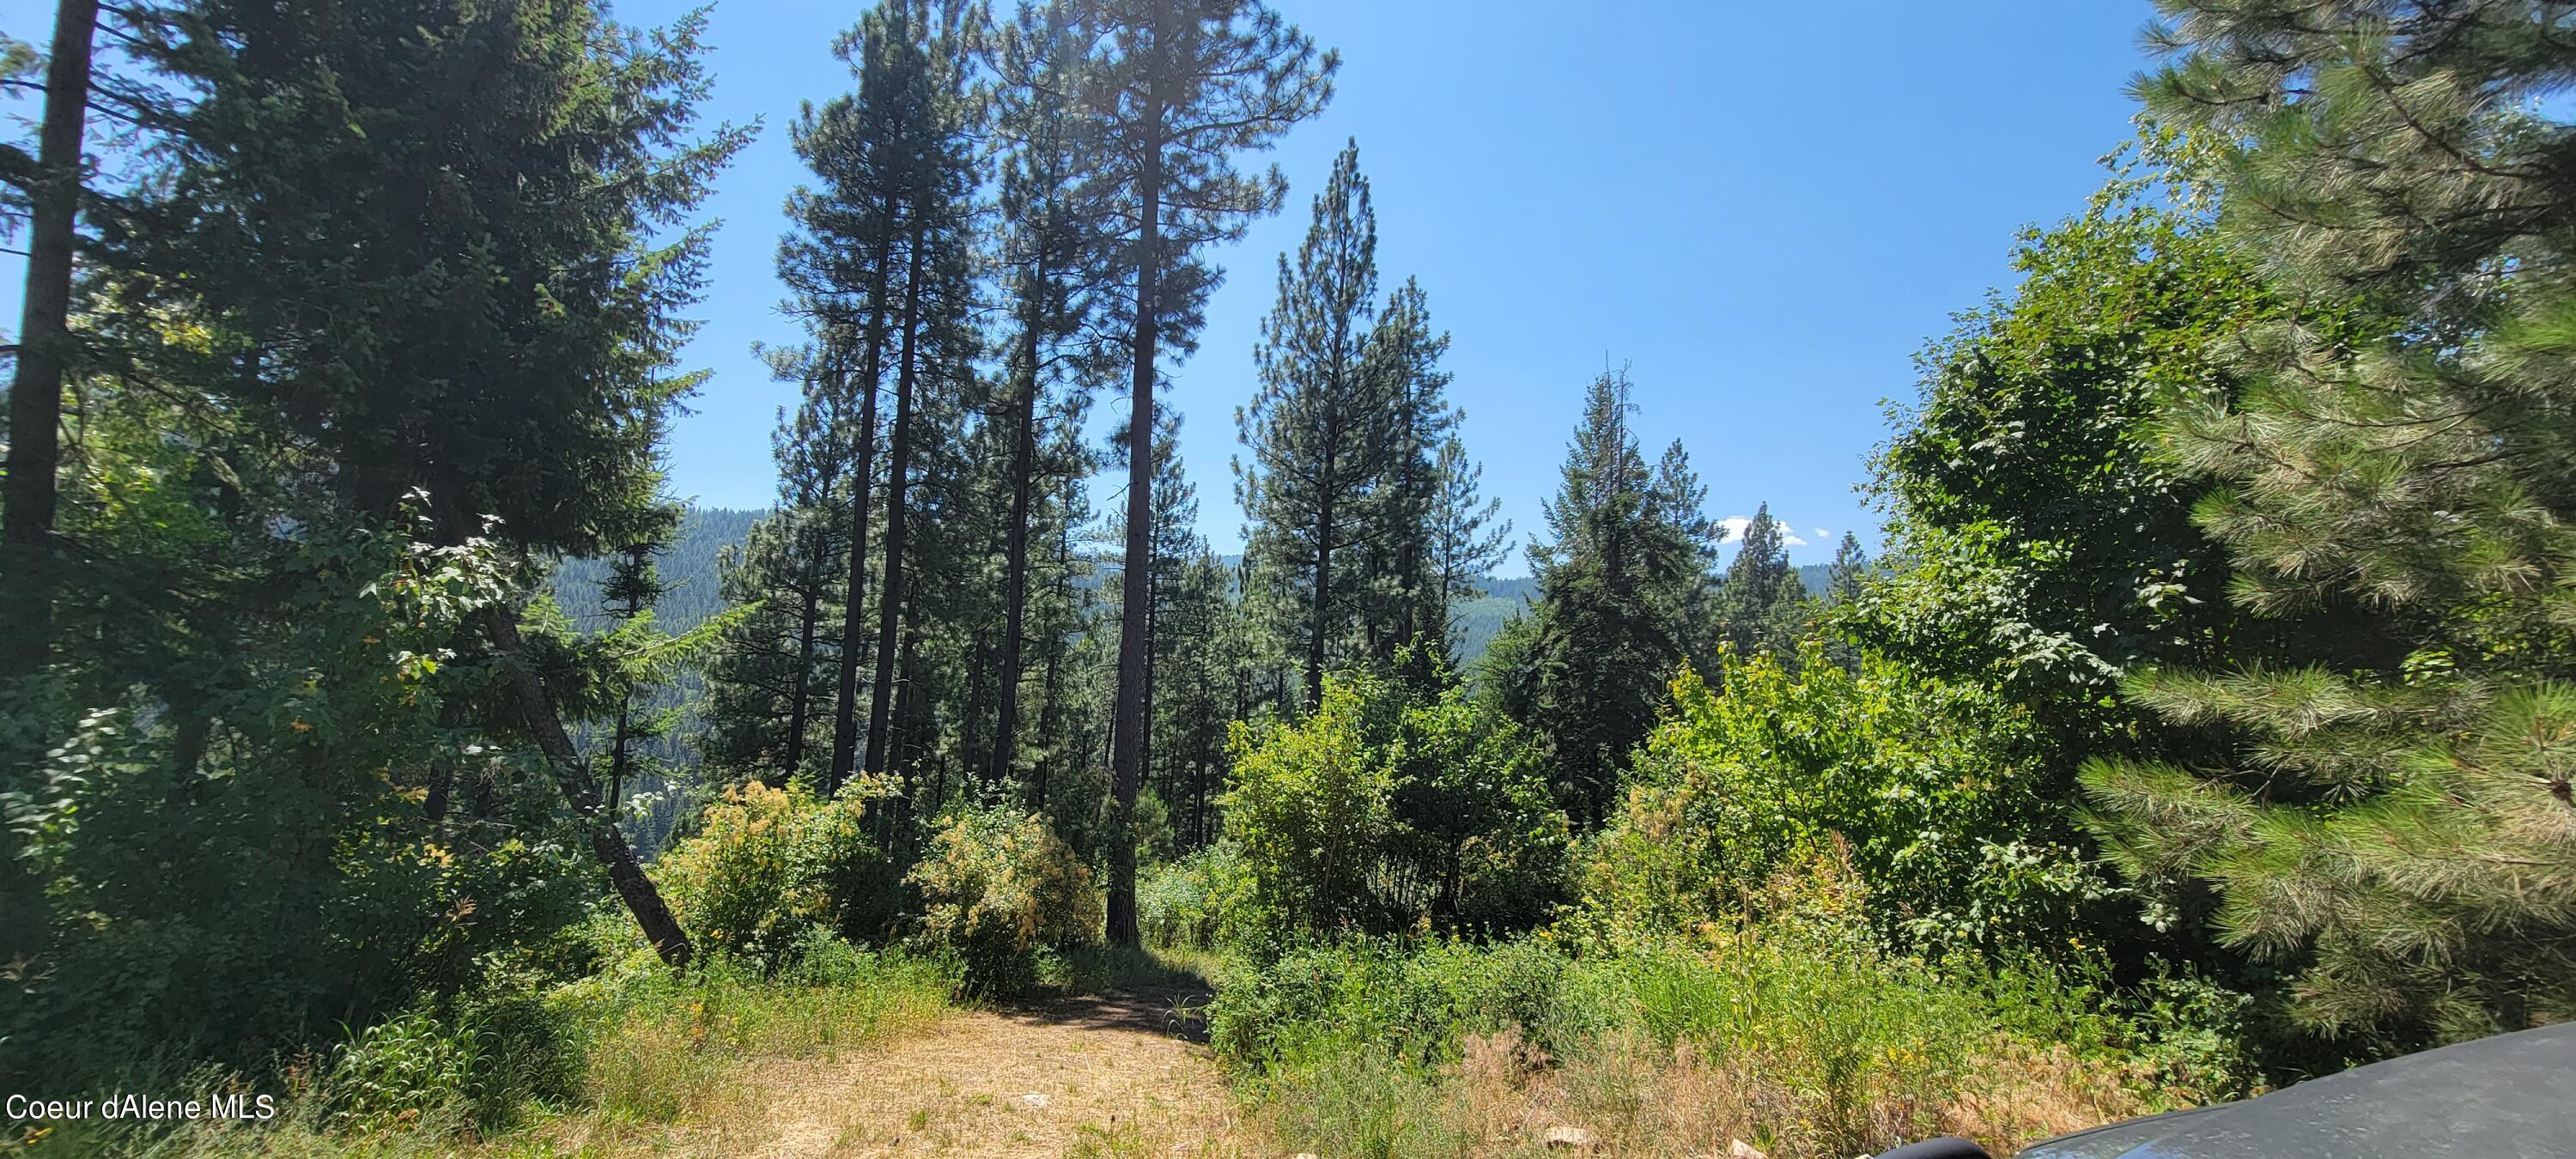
[9,943,960,1158]
[1210,935,2203,1159]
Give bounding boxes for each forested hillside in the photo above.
[5,2,2573,1157]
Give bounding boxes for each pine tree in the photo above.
[1826,532,1868,605]
[1085,0,1333,945]
[702,354,851,786]
[2082,2,2576,1046]
[1488,368,1704,827]
[1360,276,1467,676]
[1425,436,1511,658]
[1717,501,1803,658]
[987,0,1116,790]
[1240,138,1382,707]
[106,0,748,967]
[0,0,100,686]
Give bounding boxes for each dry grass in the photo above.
[1246,1025,2160,1159]
[719,989,1262,1157]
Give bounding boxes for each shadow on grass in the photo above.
[1015,945,1220,1043]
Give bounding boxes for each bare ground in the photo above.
[730,984,1265,1158]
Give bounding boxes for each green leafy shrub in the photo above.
[653,779,898,970]
[906,804,1103,992]
[1139,842,1256,950]
[1224,671,1571,951]
[1576,647,2117,956]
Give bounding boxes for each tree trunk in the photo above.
[782,522,825,780]
[1308,416,1335,709]
[0,0,100,684]
[992,276,1046,787]
[1107,138,1163,949]
[829,292,891,793]
[864,217,928,781]
[481,610,690,969]
[784,441,845,781]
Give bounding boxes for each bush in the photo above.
[1224,671,1570,951]
[906,804,1103,992]
[1139,843,1255,950]
[1575,648,2117,956]
[652,779,899,970]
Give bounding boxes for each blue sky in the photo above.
[629,0,2160,571]
[3,1,2160,572]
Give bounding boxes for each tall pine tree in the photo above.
[2083,1,2576,1047]
[1084,0,1332,944]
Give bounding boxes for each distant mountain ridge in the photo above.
[554,510,1844,674]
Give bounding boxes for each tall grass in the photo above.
[9,943,960,1158]
[1211,934,2189,1159]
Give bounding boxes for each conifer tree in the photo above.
[2082,1,2576,1046]
[0,0,100,685]
[104,0,749,967]
[1717,501,1804,658]
[1488,368,1705,827]
[988,0,1114,788]
[1360,276,1467,674]
[1424,436,1513,655]
[1240,138,1381,706]
[1084,0,1333,944]
[702,354,850,785]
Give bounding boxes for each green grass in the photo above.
[1209,933,2184,1159]
[9,944,961,1158]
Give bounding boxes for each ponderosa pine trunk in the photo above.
[829,291,891,794]
[864,220,928,782]
[991,277,1045,788]
[0,0,100,685]
[1107,139,1162,949]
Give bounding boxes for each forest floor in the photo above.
[728,975,1266,1158]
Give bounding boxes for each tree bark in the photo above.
[783,432,845,781]
[1107,137,1162,949]
[1,0,100,684]
[864,215,928,781]
[991,271,1046,788]
[828,290,891,794]
[480,610,690,969]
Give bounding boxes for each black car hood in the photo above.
[2018,1022,2576,1158]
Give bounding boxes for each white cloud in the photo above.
[1813,527,1831,539]
[1718,514,1807,549]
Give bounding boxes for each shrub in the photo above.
[1576,647,2117,956]
[653,779,898,970]
[906,804,1103,992]
[1224,671,1570,950]
[1139,843,1255,950]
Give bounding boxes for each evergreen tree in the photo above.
[1240,138,1382,707]
[0,0,100,686]
[1360,276,1467,675]
[987,0,1115,789]
[1716,501,1804,658]
[1826,532,1868,605]
[1486,368,1704,827]
[2082,2,2576,1047]
[1084,0,1333,944]
[702,355,851,786]
[102,0,749,967]
[1425,436,1512,658]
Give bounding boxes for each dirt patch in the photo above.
[742,987,1261,1157]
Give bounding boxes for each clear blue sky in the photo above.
[629,0,2161,572]
[3,1,2160,572]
